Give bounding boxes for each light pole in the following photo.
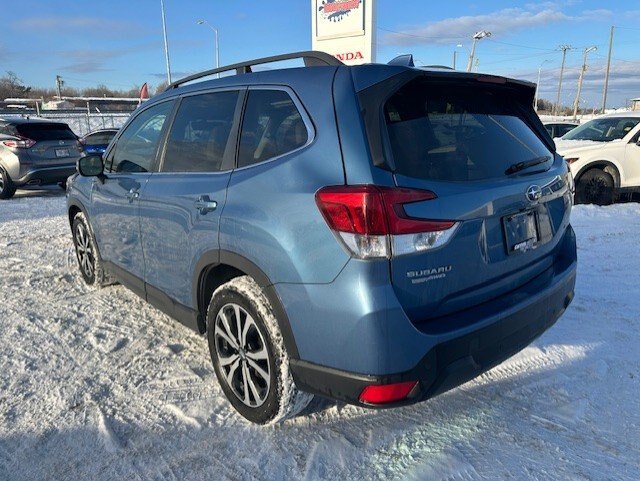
[467,30,491,73]
[453,44,467,70]
[160,0,172,84]
[573,46,597,120]
[197,19,220,77]
[534,59,552,111]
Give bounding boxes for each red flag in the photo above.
[139,82,149,101]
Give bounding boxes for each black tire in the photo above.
[206,276,313,424]
[71,212,111,287]
[576,168,615,205]
[0,167,17,200]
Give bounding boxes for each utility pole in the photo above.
[452,50,457,70]
[601,26,614,113]
[554,45,572,116]
[467,31,491,72]
[55,75,63,100]
[160,0,172,84]
[573,46,597,120]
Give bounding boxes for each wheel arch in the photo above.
[67,199,88,229]
[574,160,621,188]
[193,249,300,359]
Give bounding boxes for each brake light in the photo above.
[315,185,458,259]
[2,137,36,149]
[359,381,418,404]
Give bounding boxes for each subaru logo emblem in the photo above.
[526,185,542,202]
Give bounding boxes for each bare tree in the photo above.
[0,72,31,99]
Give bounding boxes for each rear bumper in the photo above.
[15,165,77,186]
[289,228,577,407]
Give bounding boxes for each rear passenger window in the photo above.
[162,91,239,172]
[108,101,173,173]
[238,90,308,168]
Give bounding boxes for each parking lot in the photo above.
[0,188,639,481]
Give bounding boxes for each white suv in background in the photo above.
[555,112,640,204]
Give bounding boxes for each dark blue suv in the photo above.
[67,51,577,424]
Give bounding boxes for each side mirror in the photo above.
[77,154,104,177]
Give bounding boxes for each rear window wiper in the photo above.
[505,156,551,175]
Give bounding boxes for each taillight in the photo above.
[315,185,458,259]
[359,381,418,404]
[2,137,36,149]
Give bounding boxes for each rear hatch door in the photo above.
[363,75,571,322]
[17,122,80,166]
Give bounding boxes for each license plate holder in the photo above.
[55,148,70,158]
[503,210,539,254]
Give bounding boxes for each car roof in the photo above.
[543,121,579,125]
[599,111,640,118]
[83,128,118,135]
[149,51,535,106]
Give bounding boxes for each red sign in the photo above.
[323,0,361,14]
[335,51,365,61]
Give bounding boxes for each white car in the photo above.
[555,112,640,204]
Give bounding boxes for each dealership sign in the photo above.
[312,0,376,65]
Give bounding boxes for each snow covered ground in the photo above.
[1,188,639,481]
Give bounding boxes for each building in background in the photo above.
[311,0,376,65]
[632,98,640,111]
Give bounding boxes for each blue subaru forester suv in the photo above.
[66,51,577,424]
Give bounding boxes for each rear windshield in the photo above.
[16,123,77,141]
[84,131,117,145]
[561,117,640,142]
[383,79,552,181]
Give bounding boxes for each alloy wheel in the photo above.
[214,303,271,407]
[74,222,95,279]
[585,177,609,204]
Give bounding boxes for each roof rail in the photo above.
[165,50,343,91]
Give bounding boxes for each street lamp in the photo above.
[453,44,467,70]
[534,59,552,111]
[197,19,220,77]
[467,30,491,72]
[160,0,172,84]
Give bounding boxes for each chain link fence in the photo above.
[1,111,131,136]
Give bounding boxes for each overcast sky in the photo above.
[3,0,639,107]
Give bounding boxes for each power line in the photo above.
[377,26,466,41]
[486,38,556,52]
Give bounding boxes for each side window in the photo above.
[107,101,173,173]
[238,90,308,168]
[162,91,239,172]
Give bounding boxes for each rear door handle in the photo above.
[195,195,217,214]
[126,188,140,203]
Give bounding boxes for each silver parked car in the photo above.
[0,117,81,199]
